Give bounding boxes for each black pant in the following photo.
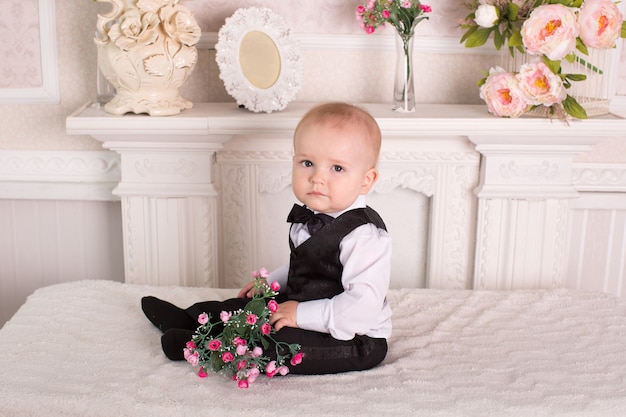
[185,298,388,375]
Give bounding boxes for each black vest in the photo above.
[286,207,387,302]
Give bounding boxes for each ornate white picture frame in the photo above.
[215,7,303,113]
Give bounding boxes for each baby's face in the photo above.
[291,122,378,214]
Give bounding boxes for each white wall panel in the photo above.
[0,200,123,328]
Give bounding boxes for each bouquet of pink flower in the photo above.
[184,268,303,388]
[356,0,432,37]
[461,0,626,119]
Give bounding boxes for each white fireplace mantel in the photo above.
[67,102,626,290]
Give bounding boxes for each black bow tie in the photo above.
[287,204,334,235]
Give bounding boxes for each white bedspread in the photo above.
[1,280,626,417]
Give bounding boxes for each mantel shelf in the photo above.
[67,102,626,142]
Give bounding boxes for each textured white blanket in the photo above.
[1,280,626,417]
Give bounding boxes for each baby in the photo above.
[142,102,392,374]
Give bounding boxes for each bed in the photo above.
[1,280,626,417]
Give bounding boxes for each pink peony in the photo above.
[197,313,209,325]
[516,61,567,106]
[479,67,529,117]
[578,0,624,48]
[268,300,278,313]
[290,352,305,366]
[521,4,579,60]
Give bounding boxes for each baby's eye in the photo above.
[301,160,313,168]
[332,165,344,173]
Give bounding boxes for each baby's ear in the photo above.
[360,168,379,194]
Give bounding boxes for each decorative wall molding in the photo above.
[0,0,60,104]
[0,150,120,201]
[573,163,626,192]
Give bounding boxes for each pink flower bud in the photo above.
[236,344,248,356]
[290,352,304,366]
[220,310,232,322]
[222,352,234,363]
[268,300,278,313]
[270,281,280,292]
[278,366,290,376]
[197,367,208,378]
[261,322,271,335]
[246,313,258,325]
[251,346,263,358]
[237,379,249,389]
[259,267,269,278]
[197,313,209,325]
[207,340,221,351]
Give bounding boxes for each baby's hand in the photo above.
[270,300,299,331]
[237,280,267,298]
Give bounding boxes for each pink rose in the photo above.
[246,314,258,325]
[186,351,199,366]
[185,341,196,350]
[516,61,567,106]
[247,367,260,382]
[222,352,235,363]
[251,346,263,358]
[259,267,269,278]
[265,360,277,378]
[268,300,278,313]
[197,313,209,325]
[578,0,624,48]
[237,360,247,371]
[261,322,271,335]
[207,339,221,351]
[197,367,208,378]
[219,310,231,323]
[237,379,249,389]
[521,4,579,60]
[233,336,246,346]
[479,67,529,117]
[290,352,305,366]
[278,365,290,376]
[236,344,248,356]
[270,281,281,292]
[420,4,432,13]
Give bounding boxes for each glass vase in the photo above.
[393,32,415,112]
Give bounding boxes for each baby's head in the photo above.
[291,102,382,213]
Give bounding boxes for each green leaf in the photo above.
[565,73,587,82]
[494,28,505,50]
[464,28,493,48]
[576,37,589,55]
[508,2,519,20]
[621,21,626,38]
[460,25,477,44]
[210,351,224,372]
[507,30,522,47]
[542,56,561,74]
[562,95,587,119]
[244,298,265,316]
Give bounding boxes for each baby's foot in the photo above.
[141,296,197,332]
[161,329,195,361]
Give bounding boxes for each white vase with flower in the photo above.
[94,0,201,116]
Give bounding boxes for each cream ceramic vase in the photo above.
[94,0,201,116]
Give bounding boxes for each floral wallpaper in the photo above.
[0,0,43,88]
[0,0,624,162]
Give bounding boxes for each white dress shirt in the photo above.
[268,195,393,340]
